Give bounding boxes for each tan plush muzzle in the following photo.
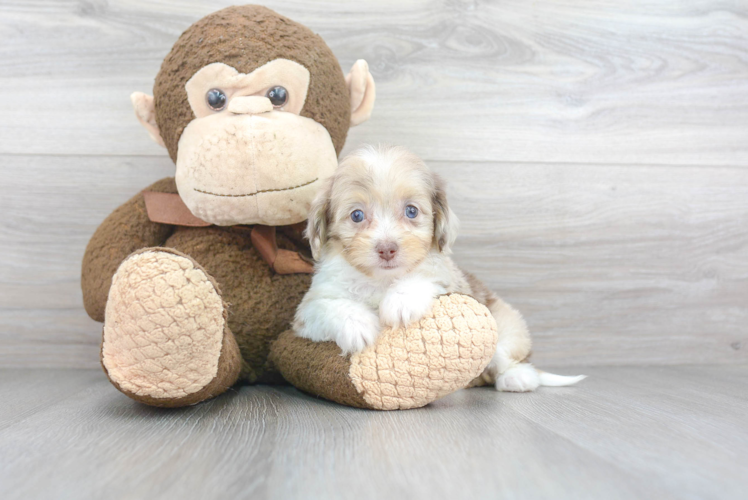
[175,111,338,227]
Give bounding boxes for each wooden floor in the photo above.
[0,366,746,500]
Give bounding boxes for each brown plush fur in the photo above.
[269,330,372,408]
[154,5,351,162]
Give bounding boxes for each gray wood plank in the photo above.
[0,366,746,499]
[501,365,748,500]
[0,369,100,430]
[2,154,746,368]
[0,0,746,165]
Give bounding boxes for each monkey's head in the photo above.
[131,5,375,226]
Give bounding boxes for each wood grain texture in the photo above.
[0,366,747,500]
[0,0,746,164]
[1,0,748,368]
[442,161,748,366]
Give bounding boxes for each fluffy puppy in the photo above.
[294,145,584,392]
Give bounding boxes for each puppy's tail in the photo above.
[537,370,587,387]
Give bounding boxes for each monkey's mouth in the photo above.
[193,177,318,198]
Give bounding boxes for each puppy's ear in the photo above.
[306,176,335,260]
[432,173,459,254]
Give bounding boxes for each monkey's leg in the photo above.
[270,294,498,410]
[101,248,241,407]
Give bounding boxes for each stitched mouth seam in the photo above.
[194,177,319,198]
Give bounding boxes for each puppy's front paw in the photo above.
[379,291,436,329]
[495,363,540,392]
[336,312,380,354]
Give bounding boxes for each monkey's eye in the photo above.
[405,205,419,219]
[266,86,288,108]
[206,89,227,111]
[351,210,365,223]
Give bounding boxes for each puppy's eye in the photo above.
[266,86,288,108]
[351,210,365,223]
[405,205,419,219]
[206,89,227,111]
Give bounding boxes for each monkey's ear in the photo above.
[345,60,376,127]
[432,174,459,254]
[131,92,166,148]
[305,176,335,260]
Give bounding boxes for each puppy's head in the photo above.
[306,144,458,276]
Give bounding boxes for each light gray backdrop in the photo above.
[1,0,746,368]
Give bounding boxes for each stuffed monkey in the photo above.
[81,5,498,410]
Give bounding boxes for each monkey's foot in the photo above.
[101,248,241,407]
[271,294,498,410]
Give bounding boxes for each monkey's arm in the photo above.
[271,294,499,410]
[81,177,177,322]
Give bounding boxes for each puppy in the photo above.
[294,145,584,392]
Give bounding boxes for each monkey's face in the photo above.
[175,60,338,226]
[133,5,377,228]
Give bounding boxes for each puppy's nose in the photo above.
[376,242,399,261]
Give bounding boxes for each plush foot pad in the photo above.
[350,294,498,409]
[272,294,498,410]
[102,249,240,406]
